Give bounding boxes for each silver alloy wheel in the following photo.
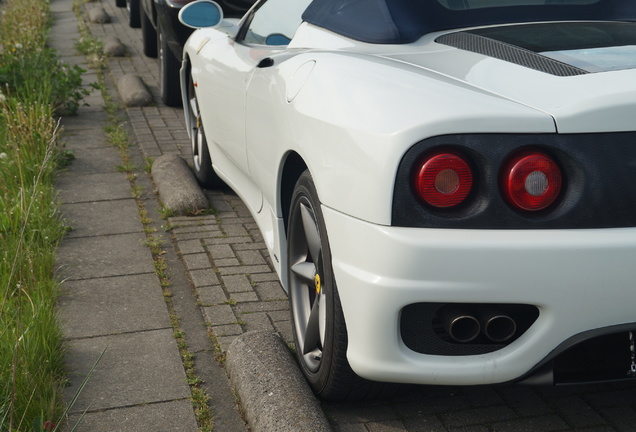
[188,92,204,173]
[289,197,327,373]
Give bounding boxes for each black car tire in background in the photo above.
[159,24,182,107]
[116,0,126,7]
[141,5,158,58]
[127,0,141,28]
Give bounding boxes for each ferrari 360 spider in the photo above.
[178,0,636,400]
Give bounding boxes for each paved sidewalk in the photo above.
[51,0,246,431]
[51,0,636,431]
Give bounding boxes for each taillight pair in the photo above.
[414,149,562,212]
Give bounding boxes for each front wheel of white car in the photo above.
[187,74,222,188]
[288,171,388,401]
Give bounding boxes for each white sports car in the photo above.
[178,0,636,400]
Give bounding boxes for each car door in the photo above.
[195,0,305,176]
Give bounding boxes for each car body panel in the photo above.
[180,0,636,387]
[323,205,636,384]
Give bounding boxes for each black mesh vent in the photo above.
[435,32,588,77]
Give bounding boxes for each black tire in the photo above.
[287,171,362,401]
[127,0,141,28]
[158,25,182,107]
[187,73,222,188]
[116,0,126,7]
[141,5,157,58]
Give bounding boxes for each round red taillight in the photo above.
[414,152,473,208]
[501,150,562,211]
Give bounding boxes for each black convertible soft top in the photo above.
[302,0,636,44]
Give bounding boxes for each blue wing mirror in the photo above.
[178,1,224,29]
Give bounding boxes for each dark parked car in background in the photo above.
[126,0,141,28]
[138,0,255,107]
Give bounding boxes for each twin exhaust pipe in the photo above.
[443,307,517,343]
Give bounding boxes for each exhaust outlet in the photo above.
[443,308,481,343]
[479,309,517,342]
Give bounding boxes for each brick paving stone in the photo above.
[584,386,636,408]
[235,300,289,314]
[212,324,243,337]
[222,274,255,293]
[233,242,267,251]
[177,231,220,241]
[273,320,293,345]
[366,420,408,431]
[204,236,255,246]
[491,414,570,432]
[251,231,265,243]
[325,403,400,425]
[600,406,636,432]
[236,249,267,265]
[173,225,221,235]
[250,272,282,283]
[206,244,236,259]
[218,218,259,227]
[333,424,369,432]
[171,215,218,224]
[217,211,241,219]
[240,311,275,333]
[571,428,618,432]
[394,395,468,417]
[400,414,447,432]
[196,286,228,306]
[441,406,517,428]
[497,387,552,417]
[189,268,220,287]
[254,281,287,301]
[203,304,237,326]
[222,224,250,237]
[267,310,291,322]
[452,427,492,432]
[215,258,241,267]
[181,253,212,270]
[176,239,206,254]
[229,291,259,303]
[219,264,271,276]
[551,395,605,429]
[461,386,505,407]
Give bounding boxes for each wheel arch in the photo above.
[180,55,193,136]
[279,151,307,236]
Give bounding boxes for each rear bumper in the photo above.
[323,206,636,385]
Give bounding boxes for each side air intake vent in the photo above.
[435,32,588,77]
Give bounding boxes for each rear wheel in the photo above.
[127,0,140,28]
[287,171,359,401]
[158,25,182,107]
[187,73,222,188]
[141,5,157,58]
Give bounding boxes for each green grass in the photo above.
[0,0,90,430]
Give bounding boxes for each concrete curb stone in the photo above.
[151,153,209,215]
[118,73,152,107]
[87,6,109,23]
[103,35,125,57]
[226,331,333,432]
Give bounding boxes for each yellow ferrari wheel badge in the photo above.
[314,274,321,295]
